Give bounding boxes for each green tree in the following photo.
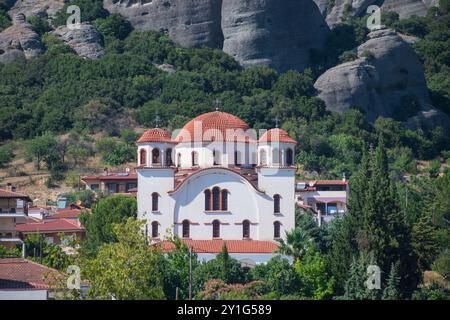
[25,132,60,170]
[79,195,137,256]
[0,143,14,168]
[94,13,133,41]
[382,263,400,300]
[81,218,165,300]
[411,213,440,272]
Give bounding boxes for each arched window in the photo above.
[243,220,250,239]
[140,149,147,166]
[286,148,294,166]
[192,151,199,166]
[152,148,160,165]
[272,148,280,165]
[177,153,181,167]
[234,151,241,166]
[182,220,190,238]
[274,221,281,239]
[260,149,267,166]
[204,190,211,211]
[274,194,281,213]
[221,189,228,211]
[151,221,159,238]
[166,148,173,166]
[212,220,220,238]
[152,192,159,212]
[212,187,220,211]
[213,149,221,165]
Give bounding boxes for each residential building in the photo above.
[0,187,31,250]
[82,170,137,195]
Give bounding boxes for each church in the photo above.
[136,110,297,260]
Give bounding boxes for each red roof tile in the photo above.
[175,111,253,143]
[259,128,297,144]
[137,128,175,143]
[157,240,279,254]
[16,219,84,233]
[0,188,31,201]
[82,173,137,181]
[46,209,82,220]
[0,258,63,290]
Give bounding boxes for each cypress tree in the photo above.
[382,263,400,300]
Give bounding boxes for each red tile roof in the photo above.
[137,128,175,143]
[0,258,63,290]
[259,128,297,144]
[82,173,137,181]
[157,240,279,254]
[0,188,31,201]
[175,111,253,143]
[16,219,84,233]
[46,209,82,220]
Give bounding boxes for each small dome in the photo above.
[259,128,297,144]
[175,111,252,142]
[137,128,174,143]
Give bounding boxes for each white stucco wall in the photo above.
[0,290,48,300]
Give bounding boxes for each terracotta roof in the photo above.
[175,111,254,143]
[82,173,137,181]
[46,209,82,220]
[170,167,262,194]
[259,128,297,144]
[16,219,84,233]
[0,188,31,201]
[0,258,63,290]
[137,128,175,143]
[314,180,348,185]
[157,240,279,254]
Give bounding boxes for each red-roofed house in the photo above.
[0,186,31,250]
[82,169,137,195]
[0,258,63,300]
[16,219,85,245]
[295,179,349,223]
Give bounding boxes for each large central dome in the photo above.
[175,111,251,142]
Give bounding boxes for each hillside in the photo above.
[0,0,449,197]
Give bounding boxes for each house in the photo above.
[136,111,297,263]
[0,258,63,300]
[82,170,137,195]
[16,219,85,245]
[0,187,31,251]
[295,179,349,223]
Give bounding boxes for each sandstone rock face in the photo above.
[104,0,224,48]
[314,28,448,130]
[105,0,330,72]
[51,23,105,59]
[8,0,65,19]
[221,0,329,72]
[0,14,44,64]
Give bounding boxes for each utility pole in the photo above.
[189,245,193,300]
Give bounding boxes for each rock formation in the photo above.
[51,23,105,59]
[8,0,65,19]
[104,0,330,72]
[314,28,449,131]
[0,14,44,64]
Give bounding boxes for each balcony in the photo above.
[0,208,28,218]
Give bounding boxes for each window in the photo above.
[274,221,281,239]
[286,148,294,166]
[243,220,250,239]
[327,203,338,215]
[106,183,118,194]
[151,221,159,238]
[152,148,160,165]
[260,149,267,166]
[192,151,199,166]
[90,184,100,191]
[177,153,181,167]
[274,194,281,213]
[212,187,220,211]
[204,190,211,211]
[166,148,173,166]
[152,192,159,212]
[126,182,137,192]
[234,151,241,166]
[140,149,147,166]
[182,220,190,238]
[213,149,221,165]
[221,190,228,211]
[212,220,220,238]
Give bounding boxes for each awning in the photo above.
[310,196,347,203]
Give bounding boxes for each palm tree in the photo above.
[276,228,313,261]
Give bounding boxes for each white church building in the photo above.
[136,111,297,263]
